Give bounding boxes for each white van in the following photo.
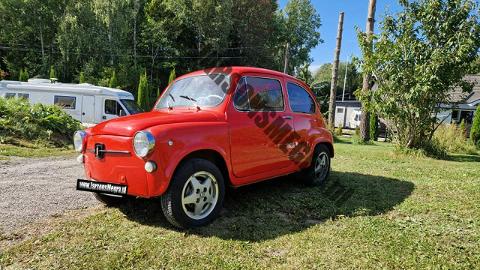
[0,79,142,125]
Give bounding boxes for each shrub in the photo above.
[471,106,480,148]
[434,124,477,155]
[137,71,150,110]
[109,70,118,88]
[49,66,56,79]
[0,97,82,147]
[369,114,378,141]
[334,125,343,136]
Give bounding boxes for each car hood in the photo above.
[91,110,222,137]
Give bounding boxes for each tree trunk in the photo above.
[328,12,345,129]
[359,0,377,142]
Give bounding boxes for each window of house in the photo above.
[5,93,16,99]
[17,93,29,100]
[105,99,123,115]
[54,96,76,109]
[337,107,344,114]
[287,82,316,114]
[234,77,284,111]
[460,110,474,124]
[451,110,459,121]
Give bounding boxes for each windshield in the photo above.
[121,99,143,114]
[155,74,229,109]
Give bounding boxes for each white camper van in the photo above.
[0,79,142,125]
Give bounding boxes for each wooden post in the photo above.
[328,12,345,129]
[360,0,377,142]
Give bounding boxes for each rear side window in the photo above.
[287,82,316,114]
[54,96,76,109]
[105,99,122,115]
[234,77,284,111]
[5,93,16,99]
[18,93,29,100]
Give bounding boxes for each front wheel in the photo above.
[160,158,225,228]
[302,144,331,186]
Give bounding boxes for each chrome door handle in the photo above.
[282,116,293,120]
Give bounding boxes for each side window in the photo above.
[233,77,284,111]
[105,99,122,115]
[5,93,16,99]
[18,93,29,100]
[287,82,316,114]
[54,96,76,109]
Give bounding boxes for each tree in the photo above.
[49,66,56,79]
[168,67,176,85]
[281,0,322,74]
[313,62,361,100]
[369,114,378,141]
[109,70,117,88]
[471,106,480,147]
[137,71,149,110]
[19,68,29,82]
[79,72,86,83]
[297,64,314,86]
[357,0,480,150]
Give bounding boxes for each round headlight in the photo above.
[133,131,155,158]
[73,131,87,152]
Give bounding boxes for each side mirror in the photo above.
[119,110,127,116]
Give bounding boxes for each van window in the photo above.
[233,77,284,111]
[5,93,16,99]
[287,82,316,114]
[105,99,123,115]
[18,93,29,100]
[54,96,76,109]
[337,107,344,114]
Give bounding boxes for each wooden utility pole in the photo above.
[328,12,345,129]
[283,43,290,74]
[359,0,377,142]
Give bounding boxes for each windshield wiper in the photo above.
[179,95,201,111]
[167,93,175,110]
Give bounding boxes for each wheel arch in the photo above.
[314,141,334,158]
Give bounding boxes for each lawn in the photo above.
[0,143,75,158]
[1,140,479,269]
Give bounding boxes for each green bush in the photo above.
[471,106,480,148]
[434,124,477,155]
[334,126,343,136]
[0,97,82,147]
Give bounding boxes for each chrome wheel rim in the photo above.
[181,171,219,220]
[314,152,329,181]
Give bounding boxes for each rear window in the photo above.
[54,96,76,109]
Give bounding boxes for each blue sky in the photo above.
[278,0,403,72]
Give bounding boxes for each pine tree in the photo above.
[49,66,56,79]
[369,113,378,141]
[168,67,176,85]
[109,70,117,88]
[137,71,150,110]
[470,106,480,147]
[79,72,86,83]
[19,68,29,82]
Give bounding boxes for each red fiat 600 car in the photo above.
[74,67,334,228]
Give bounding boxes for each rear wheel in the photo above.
[302,144,331,186]
[161,158,225,228]
[94,193,126,206]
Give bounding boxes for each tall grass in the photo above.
[434,123,477,155]
[0,97,82,147]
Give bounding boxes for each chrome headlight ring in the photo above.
[133,131,155,158]
[73,130,87,152]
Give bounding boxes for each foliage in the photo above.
[297,64,314,85]
[357,0,480,150]
[334,126,343,136]
[471,106,480,147]
[79,71,86,83]
[109,70,118,88]
[137,71,149,110]
[313,62,362,100]
[0,97,82,147]
[434,123,477,154]
[49,65,56,79]
[281,0,322,75]
[18,68,29,82]
[168,67,176,85]
[310,81,330,113]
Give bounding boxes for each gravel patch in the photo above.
[0,156,99,234]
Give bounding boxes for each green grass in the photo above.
[0,143,75,158]
[1,140,479,269]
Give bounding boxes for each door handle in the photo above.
[282,116,293,120]
[82,112,85,115]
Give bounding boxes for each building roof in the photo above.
[449,74,480,105]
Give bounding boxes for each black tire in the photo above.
[160,158,225,228]
[94,193,126,206]
[302,144,331,186]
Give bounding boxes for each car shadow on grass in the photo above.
[118,171,414,242]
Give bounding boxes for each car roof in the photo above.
[177,66,310,89]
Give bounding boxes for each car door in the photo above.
[228,75,295,178]
[285,81,319,167]
[81,95,95,123]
